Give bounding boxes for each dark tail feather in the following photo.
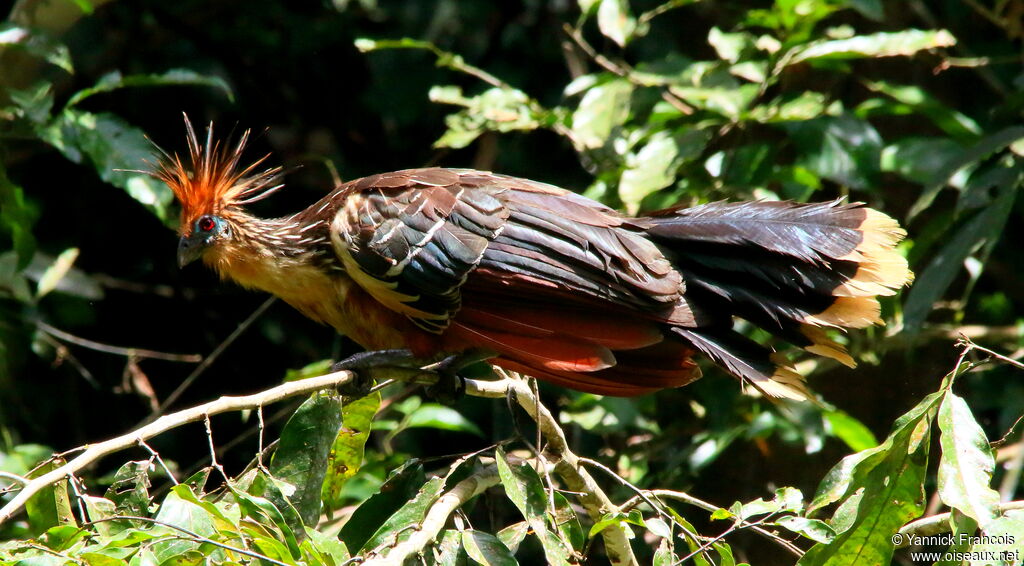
[646,200,912,400]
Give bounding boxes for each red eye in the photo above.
[197,216,215,232]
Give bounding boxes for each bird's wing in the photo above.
[328,168,690,334]
[329,169,507,333]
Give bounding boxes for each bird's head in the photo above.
[150,114,283,268]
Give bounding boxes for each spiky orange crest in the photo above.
[151,114,283,234]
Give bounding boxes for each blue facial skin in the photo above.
[177,215,229,267]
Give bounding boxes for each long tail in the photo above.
[644,200,912,400]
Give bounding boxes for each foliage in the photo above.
[1,0,1023,564]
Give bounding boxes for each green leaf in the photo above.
[863,81,980,142]
[880,137,965,185]
[8,81,56,124]
[799,390,941,565]
[360,476,445,555]
[32,248,77,300]
[668,83,758,120]
[405,403,483,436]
[713,542,736,566]
[322,391,380,511]
[66,69,233,108]
[270,391,344,527]
[430,86,543,149]
[339,460,426,552]
[937,390,1001,527]
[708,27,753,63]
[571,79,633,149]
[104,460,153,525]
[0,162,37,271]
[229,474,302,557]
[0,24,73,73]
[906,126,1024,221]
[745,91,829,123]
[245,471,305,555]
[973,510,1024,564]
[151,485,218,563]
[774,516,835,544]
[824,409,878,452]
[653,538,677,566]
[495,448,572,566]
[25,458,76,534]
[551,492,584,552]
[782,113,883,190]
[304,528,350,565]
[461,530,518,566]
[589,509,644,538]
[284,359,334,382]
[81,553,128,566]
[431,529,466,566]
[597,0,636,47]
[23,251,103,301]
[903,177,1018,333]
[36,110,176,224]
[497,521,529,553]
[619,129,706,214]
[788,29,956,65]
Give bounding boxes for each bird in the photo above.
[151,116,912,401]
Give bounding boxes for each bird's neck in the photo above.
[203,212,335,299]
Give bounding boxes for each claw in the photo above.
[332,349,416,399]
[424,368,466,405]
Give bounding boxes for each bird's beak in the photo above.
[177,236,205,268]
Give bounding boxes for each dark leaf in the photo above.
[461,530,518,566]
[269,391,344,527]
[339,460,426,552]
[903,176,1018,333]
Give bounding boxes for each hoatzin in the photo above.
[153,118,912,400]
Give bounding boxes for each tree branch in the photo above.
[497,370,640,566]
[0,369,357,525]
[1,366,638,566]
[362,465,502,565]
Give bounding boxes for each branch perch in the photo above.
[1,366,640,566]
[0,369,355,524]
[498,371,640,566]
[362,465,502,565]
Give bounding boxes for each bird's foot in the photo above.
[331,349,417,398]
[421,349,496,405]
[423,357,467,406]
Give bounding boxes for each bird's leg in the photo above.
[423,349,496,405]
[331,349,421,398]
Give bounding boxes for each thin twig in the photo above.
[147,297,277,421]
[497,369,639,566]
[137,439,178,485]
[637,0,696,26]
[35,331,99,387]
[962,338,1024,371]
[88,515,291,566]
[256,405,266,470]
[0,369,512,525]
[0,369,355,524]
[36,320,201,363]
[204,414,228,482]
[0,471,29,486]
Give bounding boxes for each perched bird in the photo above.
[153,117,912,400]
